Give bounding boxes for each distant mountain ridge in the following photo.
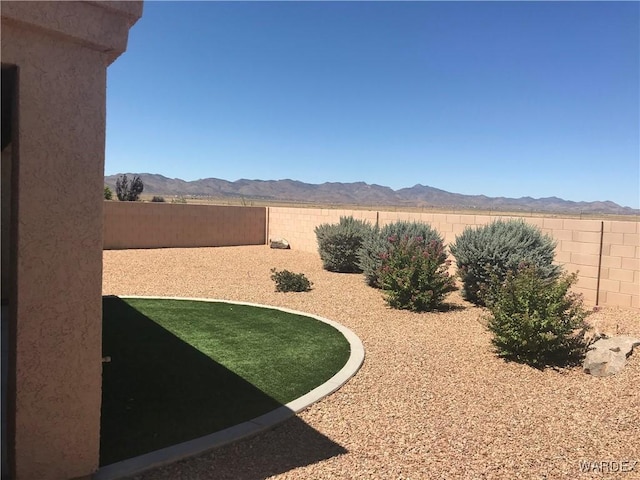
[104,173,639,215]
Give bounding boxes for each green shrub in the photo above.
[151,196,166,202]
[483,264,590,368]
[270,268,313,292]
[377,235,456,312]
[104,185,113,200]
[450,219,560,305]
[358,221,444,288]
[315,216,373,273]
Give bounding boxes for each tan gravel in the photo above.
[103,245,640,480]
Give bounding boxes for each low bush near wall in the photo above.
[483,265,590,368]
[450,219,561,306]
[270,268,313,292]
[315,216,373,273]
[377,235,456,312]
[358,221,444,288]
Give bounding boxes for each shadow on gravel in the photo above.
[101,296,347,476]
[434,302,467,313]
[144,417,348,480]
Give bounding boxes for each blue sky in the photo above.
[105,1,639,208]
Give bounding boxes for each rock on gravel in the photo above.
[583,336,640,377]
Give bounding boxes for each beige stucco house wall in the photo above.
[1,2,142,479]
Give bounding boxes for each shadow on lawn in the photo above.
[101,296,347,474]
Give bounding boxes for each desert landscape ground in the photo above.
[136,193,639,223]
[103,245,639,480]
[106,173,639,219]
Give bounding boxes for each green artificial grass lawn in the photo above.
[100,296,350,466]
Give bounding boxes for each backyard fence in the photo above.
[103,201,266,249]
[103,202,639,309]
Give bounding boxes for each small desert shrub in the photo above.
[377,235,456,312]
[483,264,590,368]
[315,216,373,273]
[358,221,444,288]
[104,185,113,200]
[151,196,166,202]
[171,196,187,204]
[270,268,313,292]
[450,219,560,305]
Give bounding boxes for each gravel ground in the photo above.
[103,245,640,480]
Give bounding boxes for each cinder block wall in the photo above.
[267,207,640,309]
[104,202,266,249]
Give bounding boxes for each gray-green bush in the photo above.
[315,216,373,273]
[450,219,561,305]
[357,221,444,288]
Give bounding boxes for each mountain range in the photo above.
[104,173,639,215]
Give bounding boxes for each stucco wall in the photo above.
[104,202,267,249]
[1,1,142,65]
[1,2,142,479]
[267,207,640,309]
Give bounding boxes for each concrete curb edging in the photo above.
[95,296,366,480]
